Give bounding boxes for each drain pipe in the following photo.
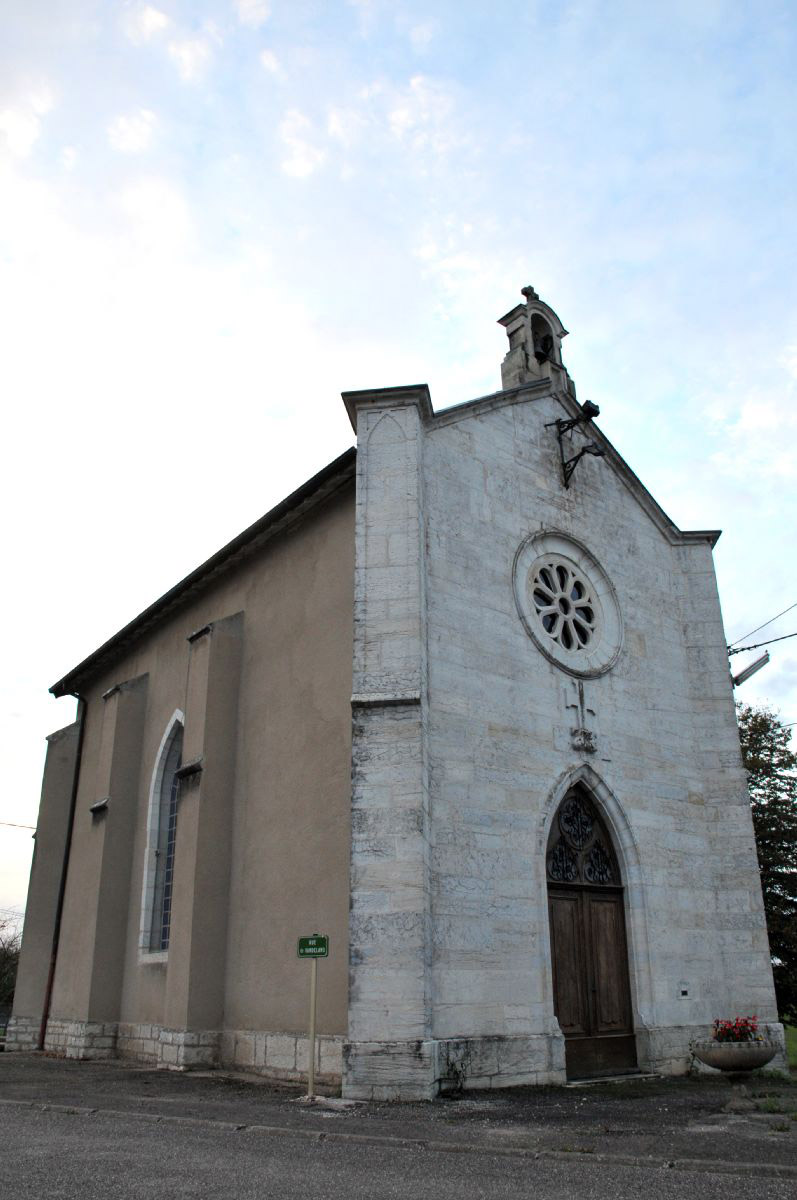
[38,691,87,1051]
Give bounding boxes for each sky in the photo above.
[1,0,796,925]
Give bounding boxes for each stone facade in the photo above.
[341,290,784,1098]
[10,290,783,1098]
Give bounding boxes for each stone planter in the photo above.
[692,1039,777,1075]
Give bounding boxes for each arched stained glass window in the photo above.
[145,718,183,953]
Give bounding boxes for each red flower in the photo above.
[712,1016,760,1043]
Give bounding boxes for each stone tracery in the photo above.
[547,790,617,886]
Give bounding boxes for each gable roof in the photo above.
[51,448,356,698]
[426,383,722,552]
[51,380,720,698]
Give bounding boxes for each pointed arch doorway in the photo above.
[547,787,637,1078]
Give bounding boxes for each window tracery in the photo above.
[546,790,618,887]
[531,558,597,651]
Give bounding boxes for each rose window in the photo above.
[531,557,596,651]
[513,530,623,677]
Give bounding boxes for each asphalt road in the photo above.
[2,1105,795,1200]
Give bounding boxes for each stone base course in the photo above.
[117,1025,220,1069]
[6,1015,343,1084]
[217,1029,344,1083]
[5,1016,40,1051]
[343,1023,790,1098]
[343,1033,567,1100]
[31,1017,119,1060]
[120,1024,343,1080]
[10,1015,786,1092]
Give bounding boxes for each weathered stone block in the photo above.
[266,1034,297,1071]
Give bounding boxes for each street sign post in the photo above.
[297,933,328,1097]
[297,935,329,958]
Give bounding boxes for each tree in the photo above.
[737,703,797,1023]
[0,919,21,1015]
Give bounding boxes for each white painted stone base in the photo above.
[4,1016,40,1051]
[117,1023,344,1083]
[344,1024,790,1097]
[117,1024,219,1069]
[343,1040,438,1101]
[436,1034,567,1093]
[217,1029,344,1084]
[44,1018,118,1059]
[10,1016,787,1089]
[343,1034,567,1100]
[8,1016,343,1084]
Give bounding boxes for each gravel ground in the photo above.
[1,1053,795,1189]
[2,1104,797,1200]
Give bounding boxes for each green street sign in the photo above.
[297,934,329,958]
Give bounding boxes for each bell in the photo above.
[533,332,554,364]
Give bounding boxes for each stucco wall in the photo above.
[10,723,80,1027]
[42,482,354,1051]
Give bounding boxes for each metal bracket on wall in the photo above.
[545,401,605,489]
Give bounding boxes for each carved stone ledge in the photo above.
[351,692,422,708]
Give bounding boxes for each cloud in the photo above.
[168,37,213,82]
[60,146,77,170]
[0,89,54,158]
[408,22,437,52]
[123,4,170,43]
[260,49,282,75]
[279,110,326,178]
[387,75,459,153]
[703,363,797,485]
[327,106,366,147]
[234,0,270,28]
[321,74,467,174]
[107,109,157,154]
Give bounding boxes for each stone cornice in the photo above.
[342,384,433,433]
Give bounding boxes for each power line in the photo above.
[0,820,36,830]
[729,601,797,648]
[727,631,797,657]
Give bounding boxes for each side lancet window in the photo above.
[141,714,184,954]
[546,788,619,887]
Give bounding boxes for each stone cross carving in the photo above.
[565,679,597,753]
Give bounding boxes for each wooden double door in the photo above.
[548,884,637,1079]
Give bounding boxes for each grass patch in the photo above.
[785,1025,797,1069]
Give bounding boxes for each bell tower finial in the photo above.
[497,286,571,392]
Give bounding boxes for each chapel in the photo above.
[9,288,784,1098]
